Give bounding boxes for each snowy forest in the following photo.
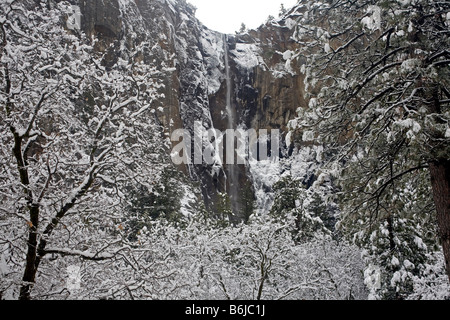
[0,0,449,300]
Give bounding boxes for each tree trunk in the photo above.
[19,205,40,300]
[426,83,450,283]
[429,159,450,283]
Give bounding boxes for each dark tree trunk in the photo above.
[429,159,450,283]
[426,84,450,283]
[386,215,396,252]
[10,128,40,300]
[19,205,40,300]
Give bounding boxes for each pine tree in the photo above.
[216,192,233,227]
[291,0,450,283]
[279,4,287,17]
[355,213,436,299]
[238,23,247,34]
[266,15,275,23]
[270,176,331,242]
[125,165,186,240]
[239,180,256,223]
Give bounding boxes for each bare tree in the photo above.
[0,0,166,299]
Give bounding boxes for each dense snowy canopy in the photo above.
[0,0,449,300]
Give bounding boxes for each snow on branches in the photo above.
[288,0,450,295]
[0,0,167,299]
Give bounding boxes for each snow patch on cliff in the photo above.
[231,43,262,70]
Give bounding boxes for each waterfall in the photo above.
[223,34,240,219]
[224,35,234,130]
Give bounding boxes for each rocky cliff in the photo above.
[67,0,307,220]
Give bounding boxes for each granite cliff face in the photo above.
[68,0,306,219]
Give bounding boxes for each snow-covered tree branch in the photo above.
[0,0,167,300]
[290,0,450,298]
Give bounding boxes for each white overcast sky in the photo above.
[187,0,299,34]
